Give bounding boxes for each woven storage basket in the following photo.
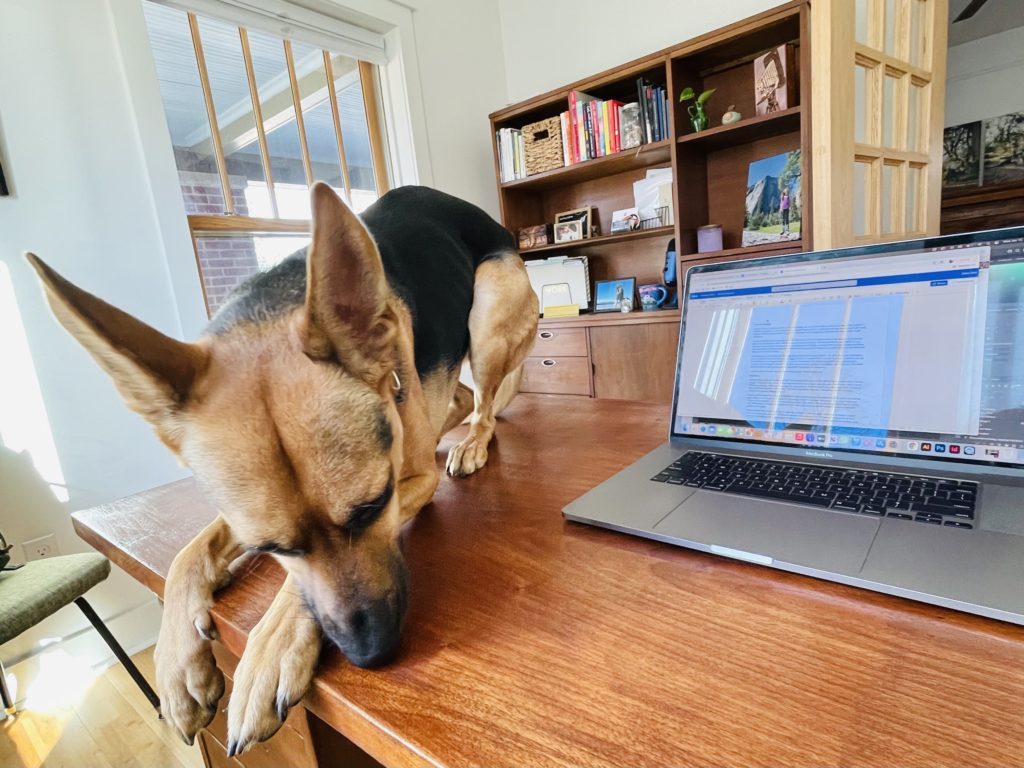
[522,116,564,176]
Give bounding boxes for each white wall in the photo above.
[498,0,786,104]
[0,0,197,681]
[399,0,509,217]
[944,26,1024,127]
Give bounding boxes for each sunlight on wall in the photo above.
[0,262,68,502]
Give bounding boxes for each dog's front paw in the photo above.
[155,611,224,745]
[226,606,320,756]
[446,434,489,476]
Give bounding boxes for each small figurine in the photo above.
[722,106,742,125]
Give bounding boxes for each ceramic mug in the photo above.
[639,284,668,311]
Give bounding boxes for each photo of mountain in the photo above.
[743,150,802,247]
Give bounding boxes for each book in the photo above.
[569,90,599,163]
[620,103,642,149]
[560,112,570,166]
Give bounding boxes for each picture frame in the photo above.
[594,277,637,313]
[742,150,802,247]
[554,207,592,239]
[553,220,584,243]
[610,207,641,233]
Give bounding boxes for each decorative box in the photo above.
[518,223,553,250]
[522,116,564,176]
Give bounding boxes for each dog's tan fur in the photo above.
[26,183,538,753]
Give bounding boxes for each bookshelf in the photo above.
[489,0,812,403]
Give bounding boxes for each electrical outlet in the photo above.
[23,534,58,562]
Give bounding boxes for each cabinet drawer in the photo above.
[521,356,591,395]
[531,327,587,357]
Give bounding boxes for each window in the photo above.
[143,2,390,314]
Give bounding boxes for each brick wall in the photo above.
[178,170,261,315]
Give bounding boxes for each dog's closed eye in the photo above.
[251,542,306,557]
[345,480,394,531]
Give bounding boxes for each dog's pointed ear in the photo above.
[300,182,396,385]
[25,253,207,445]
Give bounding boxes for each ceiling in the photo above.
[948,0,1024,46]
[142,2,372,172]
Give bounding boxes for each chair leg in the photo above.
[74,597,161,712]
[0,658,15,715]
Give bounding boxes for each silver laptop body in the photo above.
[565,227,1024,625]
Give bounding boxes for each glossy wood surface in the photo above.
[73,396,1024,767]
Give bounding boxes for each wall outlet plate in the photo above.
[22,534,58,562]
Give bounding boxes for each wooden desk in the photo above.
[73,395,1024,767]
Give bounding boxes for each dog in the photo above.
[27,183,538,755]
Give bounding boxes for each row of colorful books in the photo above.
[496,126,527,182]
[559,78,670,166]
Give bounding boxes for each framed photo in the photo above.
[610,207,641,233]
[943,121,982,188]
[554,207,592,239]
[594,277,636,313]
[983,112,1024,186]
[742,150,801,247]
[554,220,583,243]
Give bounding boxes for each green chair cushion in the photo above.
[0,553,110,645]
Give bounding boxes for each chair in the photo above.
[0,552,159,715]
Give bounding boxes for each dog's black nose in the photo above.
[323,595,405,668]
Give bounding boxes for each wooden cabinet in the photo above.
[520,313,680,403]
[489,1,813,403]
[591,322,679,402]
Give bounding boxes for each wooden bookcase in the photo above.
[489,0,812,403]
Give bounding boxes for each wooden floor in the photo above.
[1,647,203,768]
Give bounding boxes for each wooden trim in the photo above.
[538,309,680,329]
[187,215,310,234]
[923,0,949,236]
[189,229,213,317]
[239,27,278,218]
[854,144,929,163]
[359,60,390,194]
[188,12,234,215]
[812,0,856,247]
[284,39,314,186]
[323,51,353,201]
[853,43,932,81]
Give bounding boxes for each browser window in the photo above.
[672,233,1024,468]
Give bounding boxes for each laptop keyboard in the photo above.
[651,451,977,529]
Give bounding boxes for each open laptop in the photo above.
[564,226,1024,625]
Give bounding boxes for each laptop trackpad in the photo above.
[653,491,880,574]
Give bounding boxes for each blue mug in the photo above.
[639,284,667,311]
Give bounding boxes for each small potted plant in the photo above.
[679,86,716,132]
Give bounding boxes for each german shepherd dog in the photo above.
[27,184,538,755]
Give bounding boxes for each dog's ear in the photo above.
[25,253,207,448]
[300,182,396,385]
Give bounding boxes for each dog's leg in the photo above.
[442,381,475,434]
[156,515,243,744]
[446,254,538,476]
[226,575,321,756]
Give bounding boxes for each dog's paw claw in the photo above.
[445,436,489,477]
[193,614,217,641]
[227,613,320,751]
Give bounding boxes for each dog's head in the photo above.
[28,184,409,667]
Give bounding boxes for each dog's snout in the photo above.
[318,558,409,669]
[322,596,404,668]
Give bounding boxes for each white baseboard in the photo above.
[3,598,162,706]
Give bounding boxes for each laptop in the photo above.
[564,226,1024,625]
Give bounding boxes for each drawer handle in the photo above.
[541,359,556,367]
[539,331,554,339]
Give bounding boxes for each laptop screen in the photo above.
[671,227,1024,469]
